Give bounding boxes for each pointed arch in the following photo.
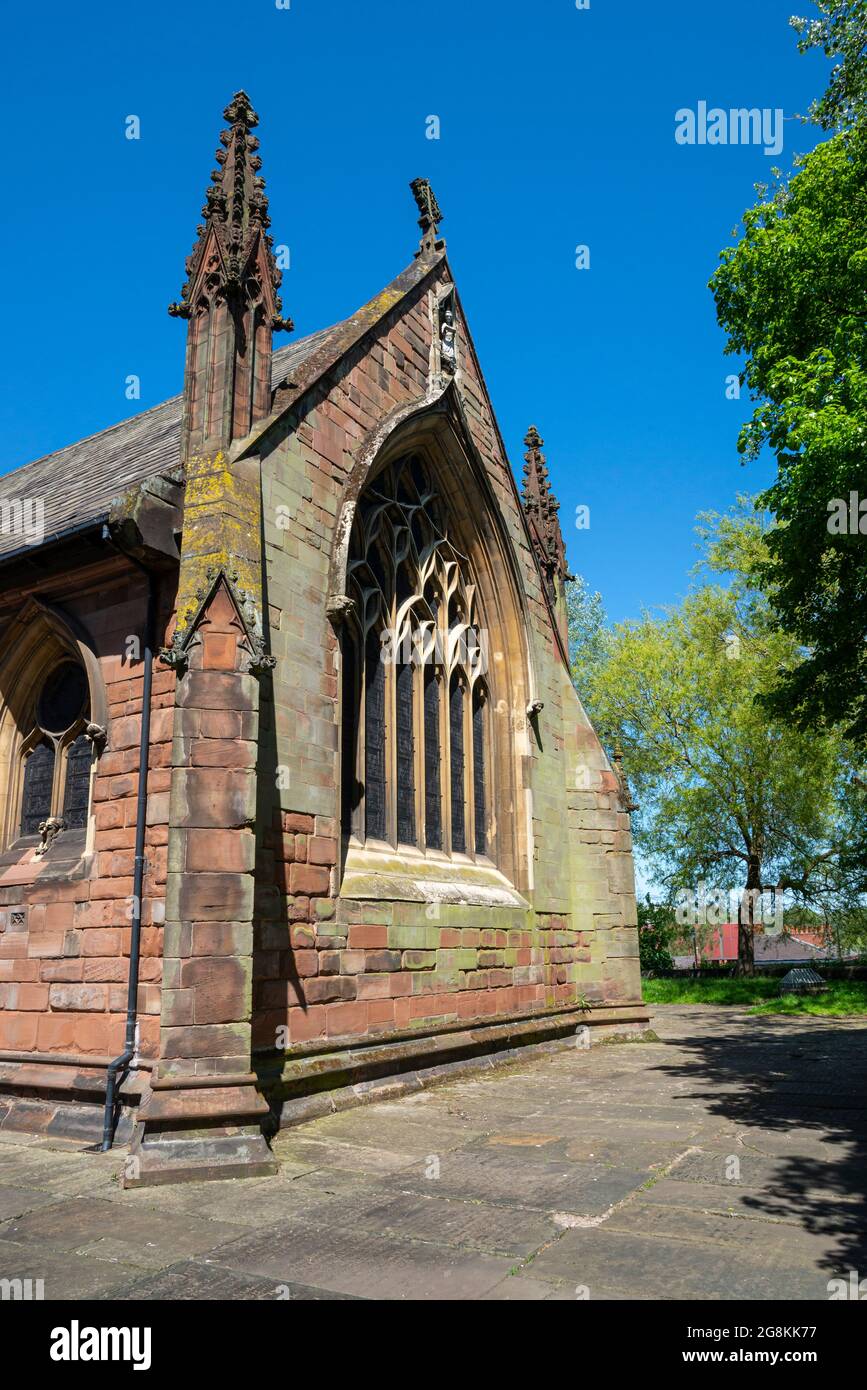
[0,599,108,850]
[328,388,537,892]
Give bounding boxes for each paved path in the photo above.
[1,1006,865,1300]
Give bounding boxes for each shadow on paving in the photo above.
[649,1009,867,1278]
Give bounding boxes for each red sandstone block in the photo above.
[44,903,75,932]
[325,1001,368,1038]
[160,1022,250,1061]
[200,709,243,739]
[82,959,128,984]
[36,1013,80,1052]
[137,1016,159,1059]
[363,949,401,972]
[40,960,84,983]
[26,933,65,959]
[293,949,319,978]
[49,984,107,1012]
[80,929,122,957]
[288,1004,326,1043]
[95,828,137,852]
[348,925,387,949]
[146,791,170,826]
[339,950,365,974]
[252,1009,285,1049]
[178,957,249,1025]
[95,802,124,831]
[202,631,238,670]
[290,863,329,896]
[104,850,136,879]
[305,976,356,1004]
[176,873,252,921]
[355,973,391,1000]
[73,1016,112,1054]
[0,961,39,982]
[393,996,413,1029]
[109,774,139,800]
[190,922,250,956]
[281,811,314,834]
[0,1012,38,1049]
[190,739,256,769]
[90,877,134,901]
[308,836,337,866]
[367,999,396,1028]
[186,828,254,874]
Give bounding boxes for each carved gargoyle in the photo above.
[35,816,67,858]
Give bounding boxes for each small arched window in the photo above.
[343,453,492,860]
[18,660,92,838]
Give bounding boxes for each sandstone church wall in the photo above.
[0,567,174,1061]
[252,268,642,1057]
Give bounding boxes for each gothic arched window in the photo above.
[343,454,492,860]
[17,660,92,838]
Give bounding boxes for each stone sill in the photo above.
[340,843,528,909]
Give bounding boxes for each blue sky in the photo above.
[0,0,830,623]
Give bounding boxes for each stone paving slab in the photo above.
[0,1240,143,1300]
[1,1196,242,1268]
[206,1220,516,1300]
[522,1228,834,1301]
[101,1261,362,1301]
[0,1184,62,1221]
[0,1005,864,1300]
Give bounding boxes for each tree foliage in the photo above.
[581,508,866,972]
[636,898,675,975]
[565,574,608,718]
[791,1,867,129]
[710,122,867,744]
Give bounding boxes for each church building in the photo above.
[0,93,648,1184]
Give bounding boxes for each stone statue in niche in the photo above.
[440,305,457,374]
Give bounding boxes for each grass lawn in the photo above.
[642,976,867,1016]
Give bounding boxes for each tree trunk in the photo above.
[736,861,760,977]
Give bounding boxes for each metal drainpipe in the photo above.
[101,533,158,1150]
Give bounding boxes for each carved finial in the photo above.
[521,426,569,601]
[410,178,444,257]
[171,92,293,455]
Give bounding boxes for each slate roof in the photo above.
[0,323,342,562]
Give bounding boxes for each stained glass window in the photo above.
[17,659,92,842]
[20,741,55,835]
[364,629,387,841]
[345,453,492,861]
[396,663,415,845]
[424,669,442,851]
[449,675,466,853]
[63,733,92,830]
[473,689,487,856]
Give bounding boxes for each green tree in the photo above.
[791,2,867,129]
[565,574,608,714]
[711,8,867,746]
[636,898,675,975]
[582,508,866,974]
